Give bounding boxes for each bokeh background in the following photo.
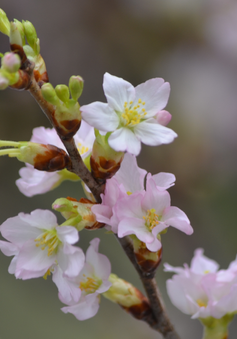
[1,1,237,338]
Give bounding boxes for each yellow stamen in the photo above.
[121,99,147,127]
[143,208,159,230]
[196,299,207,308]
[34,229,61,256]
[77,142,89,155]
[79,276,101,294]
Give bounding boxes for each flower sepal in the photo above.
[90,130,124,183]
[200,314,234,339]
[0,140,71,171]
[103,273,151,320]
[130,235,162,273]
[52,197,104,231]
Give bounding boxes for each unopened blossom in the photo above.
[0,209,85,280]
[165,249,237,319]
[16,120,95,197]
[81,72,177,156]
[116,177,193,252]
[54,238,111,320]
[92,153,176,233]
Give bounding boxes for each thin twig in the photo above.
[118,236,181,339]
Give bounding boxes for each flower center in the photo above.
[77,142,89,155]
[196,299,207,308]
[143,208,159,231]
[121,98,147,127]
[79,275,102,294]
[35,229,61,256]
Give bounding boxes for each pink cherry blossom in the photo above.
[116,178,193,252]
[16,120,95,197]
[81,72,177,156]
[0,209,85,280]
[92,153,176,234]
[53,238,112,320]
[165,249,237,319]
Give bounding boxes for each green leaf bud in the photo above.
[0,72,9,90]
[41,83,60,106]
[69,75,84,101]
[22,20,38,54]
[10,22,22,47]
[55,84,70,103]
[0,9,10,36]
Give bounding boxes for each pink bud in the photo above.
[155,110,172,126]
[2,52,21,73]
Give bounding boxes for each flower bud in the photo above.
[155,110,172,126]
[69,75,84,101]
[90,130,124,183]
[0,9,10,36]
[103,274,151,320]
[10,22,22,47]
[41,83,60,106]
[55,84,70,103]
[22,20,38,54]
[53,197,104,231]
[13,19,26,45]
[0,73,9,90]
[2,52,21,73]
[0,141,71,171]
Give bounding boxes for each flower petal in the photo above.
[81,101,119,131]
[103,73,135,112]
[134,120,177,146]
[108,127,141,155]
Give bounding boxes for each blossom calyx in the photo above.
[52,197,104,231]
[10,22,23,47]
[90,130,124,183]
[131,235,163,273]
[0,9,10,36]
[0,140,71,171]
[103,274,151,320]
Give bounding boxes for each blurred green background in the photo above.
[1,0,237,338]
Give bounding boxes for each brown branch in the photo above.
[118,236,181,339]
[27,74,104,202]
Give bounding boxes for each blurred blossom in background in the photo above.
[1,1,237,338]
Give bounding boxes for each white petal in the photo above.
[86,238,111,279]
[103,73,135,112]
[81,102,119,131]
[108,127,141,155]
[134,120,177,146]
[162,207,193,235]
[61,293,100,320]
[58,244,85,277]
[135,79,170,117]
[149,172,176,190]
[57,226,79,244]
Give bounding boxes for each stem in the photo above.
[118,236,180,339]
[200,315,233,339]
[27,74,104,202]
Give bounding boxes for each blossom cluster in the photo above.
[165,249,237,319]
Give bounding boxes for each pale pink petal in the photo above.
[61,294,100,320]
[56,226,79,245]
[162,207,193,235]
[142,180,170,214]
[16,165,61,197]
[134,79,170,117]
[134,120,177,146]
[114,153,146,193]
[57,243,85,277]
[81,102,119,131]
[31,127,64,149]
[118,217,154,244]
[19,210,58,230]
[0,240,19,256]
[103,73,135,112]
[108,127,141,155]
[116,193,144,220]
[86,238,111,279]
[53,266,81,304]
[148,172,176,191]
[91,204,113,224]
[191,249,219,274]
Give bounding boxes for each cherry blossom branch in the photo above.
[27,71,104,202]
[118,236,180,339]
